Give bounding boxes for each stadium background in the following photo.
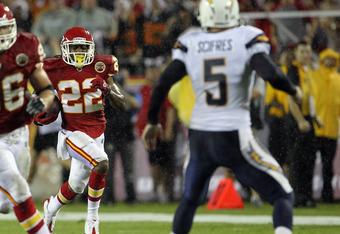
[23,4,340,203]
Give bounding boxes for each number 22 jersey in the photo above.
[43,55,118,138]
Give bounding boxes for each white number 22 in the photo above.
[58,78,103,113]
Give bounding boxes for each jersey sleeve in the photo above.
[18,33,46,74]
[105,55,119,80]
[172,38,189,63]
[27,33,46,65]
[107,55,119,78]
[92,55,119,81]
[244,26,271,62]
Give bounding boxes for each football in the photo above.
[46,96,62,116]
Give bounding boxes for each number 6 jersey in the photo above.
[173,25,270,131]
[43,55,118,138]
[0,32,45,134]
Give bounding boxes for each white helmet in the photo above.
[61,27,95,69]
[0,3,17,51]
[198,0,240,29]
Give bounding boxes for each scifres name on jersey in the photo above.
[197,39,233,53]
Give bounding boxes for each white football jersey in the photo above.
[172,25,270,131]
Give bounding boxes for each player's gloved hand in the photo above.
[91,75,110,96]
[26,91,46,115]
[34,112,59,126]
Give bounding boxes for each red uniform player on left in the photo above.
[0,3,55,234]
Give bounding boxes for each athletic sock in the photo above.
[48,181,77,214]
[13,197,49,234]
[273,193,294,230]
[87,170,106,221]
[173,197,199,234]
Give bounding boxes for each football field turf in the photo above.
[1,201,339,233]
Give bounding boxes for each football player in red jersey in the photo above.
[35,27,124,234]
[0,3,54,234]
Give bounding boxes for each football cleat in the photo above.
[85,219,99,234]
[43,197,57,233]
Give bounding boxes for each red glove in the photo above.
[34,112,59,126]
[91,75,110,96]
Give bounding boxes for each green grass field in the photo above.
[1,201,340,233]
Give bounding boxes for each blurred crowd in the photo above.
[4,0,340,72]
[9,0,340,206]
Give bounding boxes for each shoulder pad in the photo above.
[246,34,270,49]
[93,55,119,76]
[17,32,39,42]
[94,54,116,64]
[43,58,64,71]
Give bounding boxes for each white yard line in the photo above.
[0,212,339,225]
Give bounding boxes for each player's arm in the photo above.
[284,64,312,132]
[115,82,140,110]
[106,76,125,110]
[91,55,125,110]
[148,59,187,124]
[27,63,55,114]
[288,96,311,132]
[142,59,187,151]
[251,53,309,131]
[91,75,125,110]
[250,53,302,104]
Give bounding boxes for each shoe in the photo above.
[85,219,99,234]
[250,195,263,208]
[43,197,57,233]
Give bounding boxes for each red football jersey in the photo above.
[43,55,119,138]
[0,32,45,134]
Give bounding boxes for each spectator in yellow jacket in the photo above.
[312,48,340,203]
[287,41,318,207]
[265,44,295,179]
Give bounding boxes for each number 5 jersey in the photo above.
[173,25,270,131]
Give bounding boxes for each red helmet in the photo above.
[61,27,95,68]
[0,3,17,51]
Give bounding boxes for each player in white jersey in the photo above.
[142,1,302,234]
